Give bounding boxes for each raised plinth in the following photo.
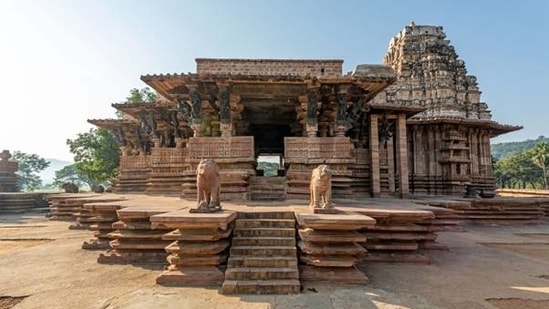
[340,203,440,264]
[0,192,44,214]
[151,210,237,230]
[98,204,182,265]
[81,204,120,250]
[150,209,237,287]
[295,211,373,285]
[295,212,376,230]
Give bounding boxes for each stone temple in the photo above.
[89,23,521,200]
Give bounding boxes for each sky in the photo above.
[0,0,548,161]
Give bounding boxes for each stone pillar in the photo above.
[306,88,319,137]
[396,113,409,198]
[387,137,395,193]
[218,87,232,137]
[190,91,202,137]
[369,114,380,197]
[335,90,348,137]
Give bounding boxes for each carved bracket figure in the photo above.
[309,164,334,209]
[307,90,318,125]
[190,92,202,125]
[190,158,222,213]
[219,88,231,124]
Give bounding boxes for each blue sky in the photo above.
[1,0,547,161]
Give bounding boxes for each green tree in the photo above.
[528,141,549,189]
[116,87,157,118]
[52,164,88,189]
[66,128,121,188]
[127,87,157,103]
[11,151,50,191]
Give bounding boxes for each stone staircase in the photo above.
[249,176,286,201]
[221,212,300,294]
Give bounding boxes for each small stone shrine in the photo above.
[0,150,18,192]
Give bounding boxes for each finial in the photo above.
[410,20,416,27]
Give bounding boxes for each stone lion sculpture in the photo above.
[62,182,79,193]
[309,164,334,209]
[191,158,221,213]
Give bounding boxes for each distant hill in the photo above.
[491,136,549,159]
[40,158,72,185]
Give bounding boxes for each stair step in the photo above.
[225,267,299,280]
[250,194,286,201]
[227,256,298,268]
[234,228,295,237]
[221,279,300,295]
[237,212,295,220]
[232,237,296,246]
[230,246,296,257]
[235,219,295,228]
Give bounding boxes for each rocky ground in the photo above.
[1,213,548,309]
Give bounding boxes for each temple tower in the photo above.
[372,22,521,195]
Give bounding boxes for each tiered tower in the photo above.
[372,22,521,195]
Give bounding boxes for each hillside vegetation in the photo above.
[492,136,549,159]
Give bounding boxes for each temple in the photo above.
[89,23,521,199]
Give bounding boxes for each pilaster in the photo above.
[396,113,409,198]
[369,114,380,197]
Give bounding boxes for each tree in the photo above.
[116,87,157,118]
[529,141,549,189]
[11,151,50,191]
[127,87,157,103]
[52,164,88,189]
[66,128,121,188]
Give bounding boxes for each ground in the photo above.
[1,213,548,309]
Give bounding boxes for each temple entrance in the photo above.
[243,99,296,201]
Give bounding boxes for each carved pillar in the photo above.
[306,88,319,137]
[335,89,348,137]
[229,93,242,136]
[190,91,202,137]
[387,137,395,193]
[218,87,232,137]
[396,113,409,198]
[369,114,380,197]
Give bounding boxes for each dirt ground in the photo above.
[1,214,548,309]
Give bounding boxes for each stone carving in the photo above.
[309,164,334,209]
[336,92,347,125]
[379,117,395,146]
[190,159,222,213]
[190,92,202,124]
[62,183,79,193]
[176,99,193,121]
[307,90,318,125]
[219,89,231,124]
[140,111,159,141]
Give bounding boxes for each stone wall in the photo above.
[196,58,343,77]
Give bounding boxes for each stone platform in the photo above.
[151,210,237,286]
[0,192,46,214]
[43,193,548,294]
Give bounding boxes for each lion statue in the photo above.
[192,158,221,212]
[309,164,334,209]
